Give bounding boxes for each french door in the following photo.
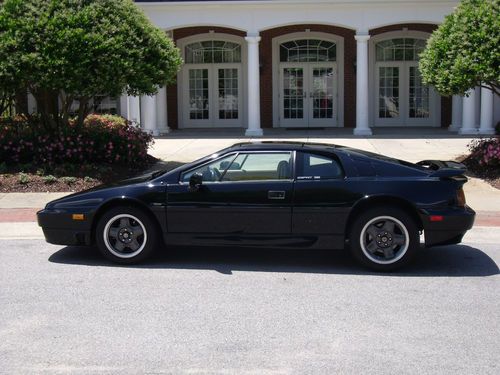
[279,63,337,127]
[183,64,243,128]
[375,62,437,126]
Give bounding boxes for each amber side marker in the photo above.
[72,214,85,221]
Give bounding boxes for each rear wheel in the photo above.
[349,207,419,271]
[95,206,158,264]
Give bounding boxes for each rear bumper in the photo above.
[37,209,93,246]
[420,206,475,247]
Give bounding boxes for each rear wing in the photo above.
[417,160,468,181]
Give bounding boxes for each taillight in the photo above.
[456,188,466,207]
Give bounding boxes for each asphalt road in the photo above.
[0,239,498,374]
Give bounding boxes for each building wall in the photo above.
[168,23,452,130]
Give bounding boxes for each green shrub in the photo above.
[43,175,57,184]
[0,162,7,174]
[61,176,77,184]
[0,114,153,167]
[18,173,29,184]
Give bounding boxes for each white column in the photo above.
[128,95,141,125]
[140,94,158,135]
[156,86,170,134]
[459,88,477,134]
[479,86,494,135]
[27,91,37,114]
[354,33,372,136]
[119,94,129,119]
[245,34,263,137]
[449,95,462,131]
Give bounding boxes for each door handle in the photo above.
[268,191,286,200]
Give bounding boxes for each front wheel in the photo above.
[95,206,159,264]
[349,207,419,271]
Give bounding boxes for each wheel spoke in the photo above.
[119,217,129,227]
[129,239,141,251]
[393,234,406,246]
[133,226,144,237]
[366,226,378,239]
[108,227,119,238]
[383,247,395,259]
[114,241,125,251]
[382,220,395,233]
[366,241,379,253]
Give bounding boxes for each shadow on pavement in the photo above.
[48,244,499,277]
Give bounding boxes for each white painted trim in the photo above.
[368,30,440,127]
[176,33,247,129]
[272,31,344,128]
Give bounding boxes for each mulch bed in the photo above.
[0,156,160,193]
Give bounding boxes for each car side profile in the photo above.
[37,142,475,271]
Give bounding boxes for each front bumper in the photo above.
[37,209,93,246]
[420,205,475,247]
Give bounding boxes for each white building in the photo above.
[43,0,500,136]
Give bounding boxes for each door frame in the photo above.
[272,32,344,128]
[369,30,440,128]
[176,33,247,129]
[279,62,338,127]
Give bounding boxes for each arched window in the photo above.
[185,40,241,64]
[280,39,336,62]
[375,38,426,61]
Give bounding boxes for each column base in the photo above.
[448,124,461,132]
[478,128,495,135]
[245,128,264,137]
[353,127,373,136]
[458,128,478,135]
[158,127,171,135]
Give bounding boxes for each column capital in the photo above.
[245,35,261,44]
[354,34,371,42]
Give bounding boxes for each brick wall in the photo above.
[260,25,356,128]
[168,27,245,129]
[168,23,451,130]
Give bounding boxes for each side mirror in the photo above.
[189,172,203,191]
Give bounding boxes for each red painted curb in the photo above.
[1,208,499,227]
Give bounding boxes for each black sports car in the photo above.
[38,142,475,270]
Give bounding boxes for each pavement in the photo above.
[0,132,499,234]
[0,239,498,374]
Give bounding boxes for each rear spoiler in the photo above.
[417,160,468,180]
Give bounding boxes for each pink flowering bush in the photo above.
[0,114,153,167]
[467,137,500,169]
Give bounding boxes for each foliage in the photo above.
[467,137,500,168]
[0,0,182,129]
[18,172,29,184]
[0,114,154,166]
[43,175,57,184]
[419,0,500,96]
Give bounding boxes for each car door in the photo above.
[292,151,357,248]
[166,150,294,237]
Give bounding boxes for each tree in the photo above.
[0,0,182,129]
[419,0,500,97]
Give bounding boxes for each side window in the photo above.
[297,152,343,180]
[180,154,236,182]
[221,152,292,181]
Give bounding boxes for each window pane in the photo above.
[181,154,237,182]
[185,40,242,64]
[221,152,292,181]
[298,153,343,179]
[280,39,336,62]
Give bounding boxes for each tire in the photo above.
[95,206,159,264]
[349,207,419,271]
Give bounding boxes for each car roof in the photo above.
[227,141,341,152]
